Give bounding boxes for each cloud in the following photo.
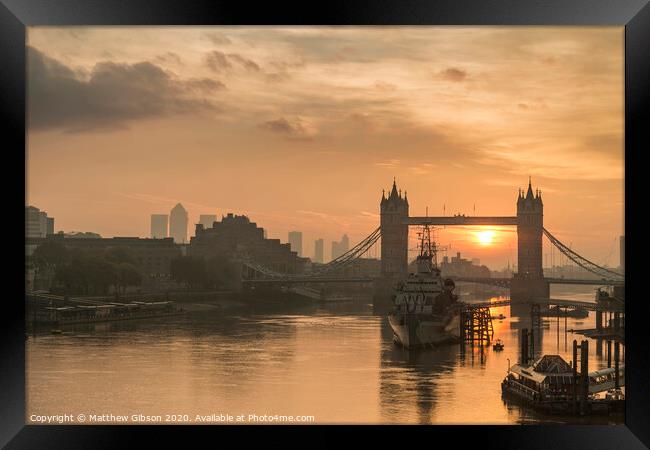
[374,80,397,91]
[227,54,261,72]
[374,159,400,168]
[154,52,183,65]
[204,51,232,72]
[204,51,260,73]
[439,67,467,82]
[28,46,223,131]
[259,117,314,140]
[203,32,232,45]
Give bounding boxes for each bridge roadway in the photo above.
[244,276,375,285]
[465,298,624,312]
[452,276,624,287]
[405,216,518,226]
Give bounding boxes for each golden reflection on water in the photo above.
[26,287,623,425]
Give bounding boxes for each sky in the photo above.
[26,26,624,269]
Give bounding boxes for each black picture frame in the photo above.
[1,1,648,448]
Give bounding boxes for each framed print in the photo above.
[1,0,648,448]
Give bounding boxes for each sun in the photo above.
[476,230,496,246]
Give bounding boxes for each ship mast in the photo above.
[419,224,439,268]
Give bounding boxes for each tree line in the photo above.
[30,240,241,295]
[30,241,142,296]
[169,254,239,291]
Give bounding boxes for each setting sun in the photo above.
[476,230,496,246]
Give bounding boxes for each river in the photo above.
[26,284,623,425]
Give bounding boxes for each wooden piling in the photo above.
[614,342,620,388]
[607,340,612,368]
[572,340,578,413]
[529,326,535,361]
[521,328,528,364]
[580,340,589,415]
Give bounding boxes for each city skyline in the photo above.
[26,26,624,269]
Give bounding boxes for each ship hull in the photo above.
[388,312,460,349]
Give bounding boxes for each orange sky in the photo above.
[26,27,624,269]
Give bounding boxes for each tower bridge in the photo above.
[242,178,624,303]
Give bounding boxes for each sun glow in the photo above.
[476,230,496,246]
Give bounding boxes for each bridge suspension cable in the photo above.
[312,227,381,274]
[241,227,381,279]
[543,228,624,281]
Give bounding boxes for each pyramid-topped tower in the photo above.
[516,177,544,279]
[380,179,409,277]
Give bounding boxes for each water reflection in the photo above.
[379,322,457,424]
[26,286,623,424]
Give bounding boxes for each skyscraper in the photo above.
[341,234,349,253]
[288,231,303,256]
[199,214,217,229]
[150,214,169,238]
[331,234,350,261]
[169,203,189,244]
[314,238,324,263]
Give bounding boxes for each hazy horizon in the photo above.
[26,26,624,269]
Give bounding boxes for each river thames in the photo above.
[26,285,623,425]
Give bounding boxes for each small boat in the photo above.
[493,339,504,351]
[51,329,63,334]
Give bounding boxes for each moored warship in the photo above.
[387,224,460,348]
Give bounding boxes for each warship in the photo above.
[387,224,460,348]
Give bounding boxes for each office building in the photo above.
[288,231,303,257]
[314,238,324,263]
[191,214,307,274]
[150,214,168,239]
[169,203,188,244]
[199,214,217,229]
[331,234,350,260]
[26,206,54,238]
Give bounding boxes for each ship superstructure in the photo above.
[388,224,460,348]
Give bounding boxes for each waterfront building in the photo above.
[170,203,188,244]
[26,205,54,238]
[191,213,306,274]
[199,214,217,229]
[28,234,182,291]
[439,251,491,278]
[314,238,324,263]
[150,214,169,239]
[288,231,303,257]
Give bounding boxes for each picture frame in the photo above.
[2,0,647,447]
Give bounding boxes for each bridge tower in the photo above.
[380,179,409,277]
[512,178,549,301]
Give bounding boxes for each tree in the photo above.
[170,256,207,290]
[114,262,142,294]
[205,254,239,290]
[31,240,68,270]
